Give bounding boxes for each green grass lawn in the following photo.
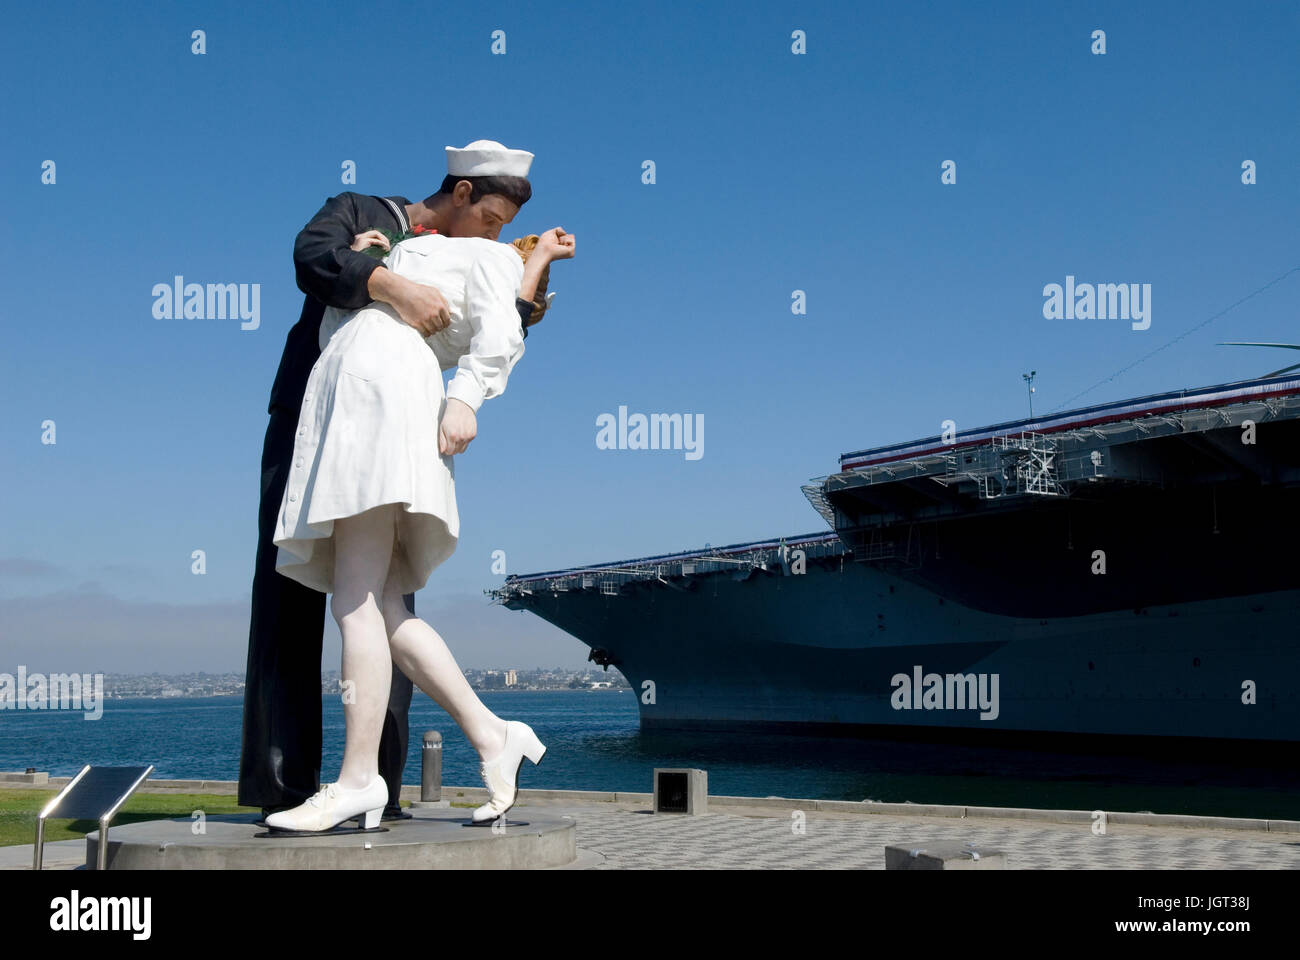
[0,788,249,847]
[0,789,476,847]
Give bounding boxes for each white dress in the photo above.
[272,234,526,595]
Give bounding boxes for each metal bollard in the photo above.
[421,730,442,802]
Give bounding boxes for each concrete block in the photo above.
[653,768,707,815]
[885,842,1006,870]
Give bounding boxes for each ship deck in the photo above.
[488,531,845,598]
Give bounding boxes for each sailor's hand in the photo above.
[439,397,477,455]
[389,275,452,337]
[351,230,391,253]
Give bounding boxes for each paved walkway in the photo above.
[8,792,1299,869]
[546,799,1300,869]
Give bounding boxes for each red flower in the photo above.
[412,225,426,234]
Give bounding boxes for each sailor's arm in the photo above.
[366,266,451,337]
[293,193,388,310]
[292,192,450,336]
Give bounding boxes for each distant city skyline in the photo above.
[0,667,631,704]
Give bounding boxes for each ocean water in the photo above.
[2,690,1298,820]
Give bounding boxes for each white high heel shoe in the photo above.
[471,720,546,824]
[264,775,388,833]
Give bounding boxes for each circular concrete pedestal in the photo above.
[85,805,576,870]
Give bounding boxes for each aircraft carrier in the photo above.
[488,373,1300,748]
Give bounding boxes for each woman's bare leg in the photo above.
[378,573,508,762]
[331,503,398,791]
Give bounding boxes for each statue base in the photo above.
[84,805,576,869]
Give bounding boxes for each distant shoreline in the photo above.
[0,668,628,704]
[0,687,629,705]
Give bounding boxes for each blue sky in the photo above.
[1,0,1297,673]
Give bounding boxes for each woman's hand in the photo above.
[536,227,575,263]
[351,229,392,253]
[439,397,477,455]
[518,227,576,303]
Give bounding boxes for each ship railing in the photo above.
[848,536,896,562]
[486,536,849,601]
[828,452,959,488]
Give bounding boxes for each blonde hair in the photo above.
[510,235,551,326]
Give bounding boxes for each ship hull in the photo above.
[510,557,1300,745]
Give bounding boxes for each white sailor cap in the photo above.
[445,139,534,178]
